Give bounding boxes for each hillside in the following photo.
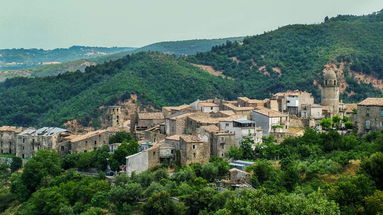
[0,37,244,81]
[187,10,383,102]
[0,52,236,127]
[1,11,383,127]
[0,46,135,71]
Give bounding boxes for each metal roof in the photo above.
[233,119,255,124]
[18,127,68,136]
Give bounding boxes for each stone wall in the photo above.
[357,105,383,135]
[180,139,210,166]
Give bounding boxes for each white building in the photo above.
[219,119,263,144]
[252,108,289,136]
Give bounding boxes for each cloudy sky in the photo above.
[1,0,382,49]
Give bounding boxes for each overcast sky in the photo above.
[1,0,382,49]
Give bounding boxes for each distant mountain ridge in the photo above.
[0,37,244,81]
[0,46,135,70]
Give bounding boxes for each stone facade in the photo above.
[179,135,210,166]
[356,98,383,135]
[16,127,70,159]
[321,70,340,115]
[165,112,194,136]
[104,106,125,128]
[59,130,111,154]
[133,112,165,131]
[0,126,25,154]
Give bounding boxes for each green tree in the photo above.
[143,191,185,215]
[361,152,383,189]
[240,138,255,160]
[332,115,342,129]
[329,175,375,212]
[10,157,22,172]
[225,146,242,160]
[109,131,136,144]
[20,150,61,198]
[320,118,333,130]
[364,190,383,215]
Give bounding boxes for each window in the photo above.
[381,109,383,117]
[366,108,370,117]
[221,153,224,157]
[61,146,64,151]
[221,144,225,149]
[94,141,97,145]
[211,107,213,110]
[153,151,156,156]
[192,144,196,149]
[225,123,229,127]
[366,120,371,129]
[193,153,196,158]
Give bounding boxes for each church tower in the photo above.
[321,70,339,114]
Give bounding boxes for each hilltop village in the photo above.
[0,70,382,176]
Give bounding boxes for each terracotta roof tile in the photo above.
[358,98,383,106]
[180,135,202,142]
[138,112,165,120]
[253,107,288,117]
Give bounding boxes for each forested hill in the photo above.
[0,52,237,127]
[0,37,244,81]
[2,11,383,127]
[187,10,383,102]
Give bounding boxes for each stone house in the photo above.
[196,102,220,113]
[132,112,165,132]
[16,127,70,159]
[221,103,254,119]
[126,145,160,176]
[58,129,111,154]
[252,108,289,136]
[237,97,267,108]
[272,90,314,116]
[0,126,25,154]
[162,104,192,117]
[197,125,237,158]
[219,119,263,144]
[185,113,218,134]
[165,112,194,136]
[185,113,245,135]
[356,98,383,135]
[179,135,210,166]
[300,104,323,119]
[143,124,166,143]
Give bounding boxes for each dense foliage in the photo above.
[0,130,383,214]
[0,52,237,127]
[188,10,383,102]
[0,37,243,81]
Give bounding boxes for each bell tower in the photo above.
[321,70,339,114]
